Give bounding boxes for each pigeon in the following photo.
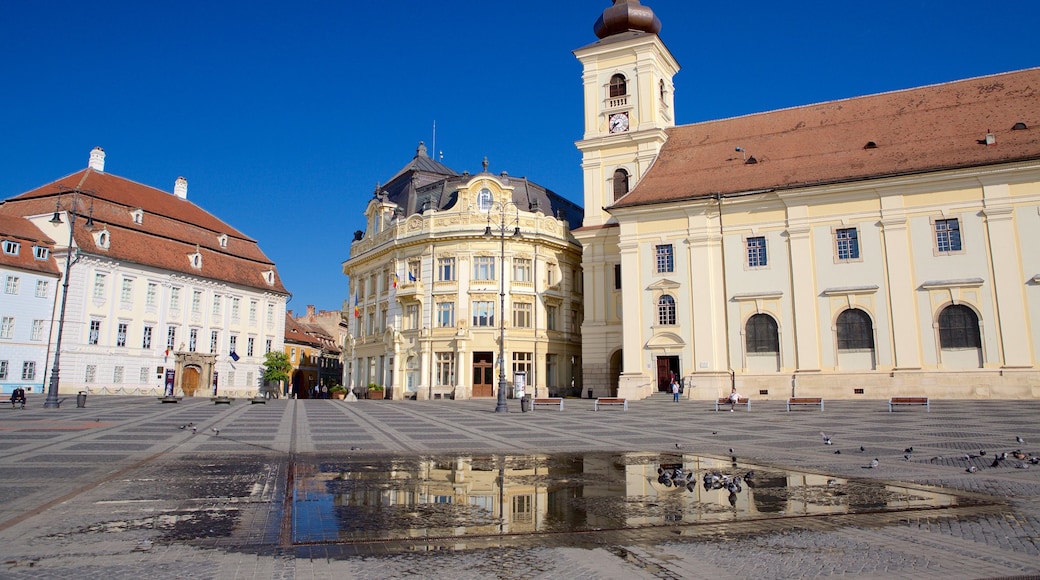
[729,447,734,454]
[834,450,841,454]
[731,455,738,464]
[191,426,198,434]
[867,458,879,469]
[991,457,1002,468]
[859,446,865,453]
[821,432,832,445]
[1014,462,1029,469]
[711,431,718,435]
[904,453,912,461]
[997,452,1008,461]
[904,446,914,454]
[1016,436,1025,444]
[179,425,186,430]
[350,446,362,451]
[675,443,683,449]
[95,418,100,422]
[966,465,978,473]
[979,449,987,456]
[929,456,943,463]
[211,428,220,436]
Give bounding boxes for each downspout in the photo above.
[715,193,733,391]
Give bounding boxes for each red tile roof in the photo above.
[0,214,60,276]
[613,68,1040,208]
[1,167,287,294]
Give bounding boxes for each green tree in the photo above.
[261,351,292,385]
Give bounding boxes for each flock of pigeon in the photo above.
[817,431,1039,473]
[177,423,219,436]
[654,464,757,506]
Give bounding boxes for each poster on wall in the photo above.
[513,371,526,399]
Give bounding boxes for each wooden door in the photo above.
[656,358,673,392]
[183,366,200,397]
[472,352,494,398]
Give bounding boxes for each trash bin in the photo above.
[587,389,594,399]
[76,391,87,408]
[520,395,530,413]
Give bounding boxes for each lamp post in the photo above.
[484,202,521,413]
[44,189,94,409]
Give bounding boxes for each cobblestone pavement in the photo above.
[1,394,1039,579]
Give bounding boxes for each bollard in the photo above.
[76,391,87,408]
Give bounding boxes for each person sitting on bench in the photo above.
[10,387,26,409]
[728,386,742,412]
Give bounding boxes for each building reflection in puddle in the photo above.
[292,452,963,544]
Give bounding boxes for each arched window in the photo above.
[657,295,676,325]
[613,168,629,201]
[938,305,981,348]
[836,309,874,350]
[609,74,627,98]
[745,314,779,353]
[477,188,493,211]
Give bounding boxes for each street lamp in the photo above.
[44,189,94,409]
[484,202,521,413]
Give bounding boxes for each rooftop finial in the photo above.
[417,141,428,158]
[482,156,489,173]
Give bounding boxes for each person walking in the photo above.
[671,377,681,402]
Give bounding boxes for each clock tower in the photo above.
[574,0,679,228]
[574,1,680,399]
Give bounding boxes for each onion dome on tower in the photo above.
[593,0,662,39]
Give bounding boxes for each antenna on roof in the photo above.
[735,146,747,162]
[432,120,436,162]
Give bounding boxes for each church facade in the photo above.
[575,1,1040,401]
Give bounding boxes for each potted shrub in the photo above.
[329,384,347,400]
[367,383,385,400]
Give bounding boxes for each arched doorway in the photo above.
[608,350,622,397]
[182,365,201,397]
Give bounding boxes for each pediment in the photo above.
[645,331,685,348]
[646,278,681,291]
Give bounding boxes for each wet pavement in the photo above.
[1,394,1039,579]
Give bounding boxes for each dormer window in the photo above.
[609,74,627,98]
[218,234,228,248]
[3,240,20,255]
[477,188,493,212]
[131,209,144,224]
[93,228,110,250]
[189,251,202,269]
[261,270,275,285]
[33,246,49,260]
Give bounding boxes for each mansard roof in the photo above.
[613,67,1040,209]
[0,166,288,294]
[377,142,584,230]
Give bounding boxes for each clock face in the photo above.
[609,112,629,133]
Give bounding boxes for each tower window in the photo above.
[609,74,627,98]
[613,168,629,202]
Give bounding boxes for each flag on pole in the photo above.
[354,293,360,318]
[392,273,398,289]
[408,271,416,282]
[230,351,240,362]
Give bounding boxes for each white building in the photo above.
[0,214,60,395]
[0,148,289,398]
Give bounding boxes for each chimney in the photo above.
[88,147,106,172]
[174,176,188,199]
[306,305,316,319]
[287,309,293,318]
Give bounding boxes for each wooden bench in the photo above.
[211,396,234,405]
[530,397,564,411]
[249,397,267,405]
[5,399,27,409]
[715,397,750,412]
[594,397,628,411]
[889,396,929,412]
[787,397,824,411]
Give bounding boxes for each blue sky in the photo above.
[2,1,1036,314]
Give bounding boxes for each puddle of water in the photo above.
[292,452,973,544]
